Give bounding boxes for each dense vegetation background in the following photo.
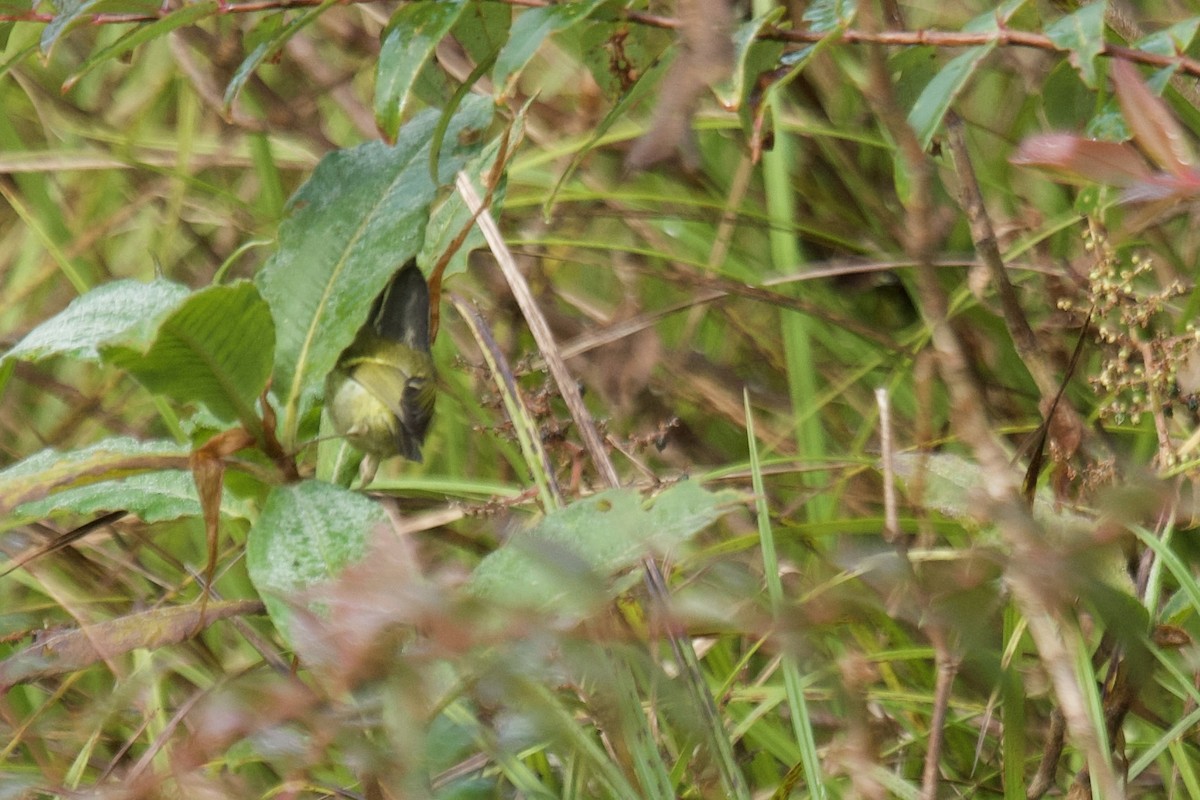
[3,0,1200,797]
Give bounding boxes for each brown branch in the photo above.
[946,114,1055,398]
[8,0,1200,79]
[0,0,676,28]
[923,627,959,800]
[1027,708,1067,799]
[944,114,1105,478]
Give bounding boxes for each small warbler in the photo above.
[325,262,436,468]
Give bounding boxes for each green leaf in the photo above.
[1045,2,1107,89]
[11,469,253,528]
[244,11,284,53]
[1134,16,1199,59]
[3,278,191,364]
[223,2,333,112]
[470,482,740,612]
[453,0,511,65]
[246,480,387,642]
[491,0,608,100]
[713,7,786,109]
[0,437,190,518]
[907,45,994,150]
[906,1,1027,149]
[554,15,667,101]
[61,1,222,92]
[103,281,274,430]
[802,0,856,32]
[419,116,518,279]
[40,0,104,55]
[256,96,493,446]
[375,0,468,141]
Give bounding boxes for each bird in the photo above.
[325,261,436,476]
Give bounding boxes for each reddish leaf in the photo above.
[1119,169,1200,203]
[1011,134,1151,186]
[1111,59,1195,176]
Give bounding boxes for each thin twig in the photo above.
[923,628,959,800]
[946,114,1058,400]
[455,174,618,487]
[875,388,900,543]
[1027,709,1067,798]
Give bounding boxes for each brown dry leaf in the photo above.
[0,599,264,690]
[1152,624,1191,648]
[190,428,255,607]
[1038,395,1084,504]
[1041,396,1083,463]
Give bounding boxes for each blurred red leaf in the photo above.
[1111,59,1195,176]
[1117,169,1200,203]
[1014,60,1200,210]
[1012,134,1152,186]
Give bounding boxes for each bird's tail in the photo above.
[371,261,431,353]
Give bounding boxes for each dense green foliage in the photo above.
[4,0,1200,797]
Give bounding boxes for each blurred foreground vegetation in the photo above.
[4,0,1200,797]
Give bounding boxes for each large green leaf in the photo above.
[0,437,190,518]
[103,281,275,431]
[3,278,190,364]
[452,0,511,65]
[11,469,254,529]
[256,96,493,446]
[375,0,468,141]
[246,479,386,642]
[470,482,740,613]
